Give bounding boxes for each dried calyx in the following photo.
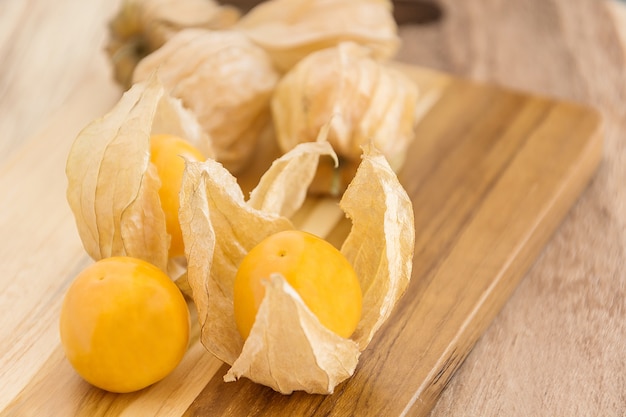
[65,73,212,284]
[179,132,415,394]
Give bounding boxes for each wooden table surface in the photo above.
[1,0,625,415]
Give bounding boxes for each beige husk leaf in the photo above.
[340,143,415,349]
[180,137,414,394]
[133,29,280,174]
[234,0,399,72]
[180,139,336,365]
[224,274,360,394]
[107,0,241,87]
[272,42,419,180]
[66,73,212,274]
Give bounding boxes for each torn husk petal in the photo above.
[133,29,280,174]
[340,143,415,349]
[247,129,338,218]
[224,274,360,395]
[181,137,414,394]
[66,73,212,274]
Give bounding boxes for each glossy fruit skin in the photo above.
[233,230,362,340]
[59,257,190,393]
[150,134,205,258]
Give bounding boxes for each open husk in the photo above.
[66,73,212,276]
[234,0,399,72]
[133,29,280,174]
[179,138,415,394]
[272,42,419,195]
[107,0,241,87]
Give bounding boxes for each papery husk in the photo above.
[235,0,399,72]
[180,138,414,394]
[66,73,212,274]
[107,0,240,87]
[224,274,360,394]
[272,42,419,195]
[340,143,415,349]
[133,29,280,174]
[180,140,336,364]
[247,126,338,218]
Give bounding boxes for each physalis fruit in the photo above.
[233,230,362,340]
[59,256,190,393]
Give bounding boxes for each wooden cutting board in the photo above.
[0,63,602,417]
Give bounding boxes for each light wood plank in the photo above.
[0,61,120,413]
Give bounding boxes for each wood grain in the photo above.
[0,0,624,415]
[0,0,117,165]
[395,1,626,416]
